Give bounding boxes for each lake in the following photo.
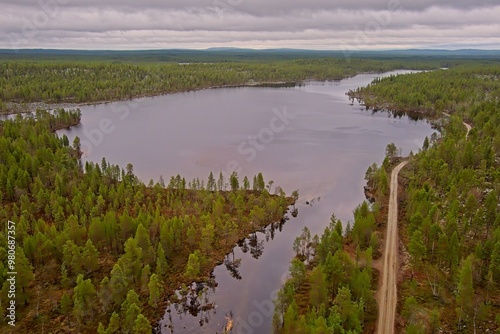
[58,70,434,334]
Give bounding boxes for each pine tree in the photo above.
[283,300,299,333]
[135,224,154,265]
[456,256,474,324]
[109,263,128,306]
[98,276,113,313]
[124,303,141,333]
[230,172,239,191]
[73,136,81,152]
[119,237,143,284]
[14,248,34,306]
[309,266,327,308]
[133,314,152,334]
[256,173,265,191]
[60,292,73,315]
[61,263,70,288]
[148,273,161,309]
[489,242,500,281]
[207,171,216,191]
[288,258,306,288]
[185,251,201,279]
[408,230,427,270]
[63,239,83,276]
[155,243,168,279]
[140,265,151,297]
[217,172,224,191]
[121,289,140,317]
[201,224,215,252]
[89,217,106,250]
[82,239,100,273]
[106,311,120,333]
[97,322,106,334]
[73,274,96,323]
[332,286,363,333]
[243,176,250,190]
[449,231,460,272]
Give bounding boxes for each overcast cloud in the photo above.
[1,0,499,50]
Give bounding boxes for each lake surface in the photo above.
[58,71,434,334]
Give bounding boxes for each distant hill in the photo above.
[0,48,499,63]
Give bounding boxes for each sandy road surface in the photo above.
[375,113,472,333]
[376,160,408,334]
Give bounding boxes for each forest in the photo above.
[0,109,293,332]
[1,57,499,333]
[0,58,451,110]
[272,65,500,333]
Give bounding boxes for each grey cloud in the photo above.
[6,0,500,14]
[0,0,499,50]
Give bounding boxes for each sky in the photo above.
[1,0,500,50]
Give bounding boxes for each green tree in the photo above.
[288,258,306,289]
[422,136,429,151]
[82,239,100,273]
[135,224,154,265]
[408,230,427,270]
[98,276,113,313]
[255,173,265,191]
[60,292,73,315]
[201,223,215,252]
[133,314,152,334]
[309,266,327,308]
[139,265,151,297]
[332,286,363,333]
[207,171,216,191]
[456,256,474,325]
[283,300,299,333]
[97,322,106,334]
[124,303,141,333]
[230,171,239,191]
[449,231,460,272]
[148,273,161,309]
[243,176,250,190]
[73,274,96,323]
[385,142,398,160]
[73,136,81,152]
[185,251,201,279]
[217,172,224,191]
[489,242,500,282]
[109,263,128,306]
[120,289,140,316]
[119,237,143,284]
[106,311,120,333]
[12,248,34,306]
[155,243,168,279]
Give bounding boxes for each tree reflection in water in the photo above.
[158,216,290,333]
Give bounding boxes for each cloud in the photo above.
[0,0,499,50]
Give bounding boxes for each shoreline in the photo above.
[2,80,303,115]
[3,70,408,115]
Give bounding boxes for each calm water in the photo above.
[58,71,434,334]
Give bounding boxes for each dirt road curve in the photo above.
[442,112,472,138]
[464,122,472,138]
[376,160,408,334]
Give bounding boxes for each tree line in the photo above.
[0,58,443,107]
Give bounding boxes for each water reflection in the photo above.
[157,218,288,334]
[159,279,218,334]
[224,253,242,281]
